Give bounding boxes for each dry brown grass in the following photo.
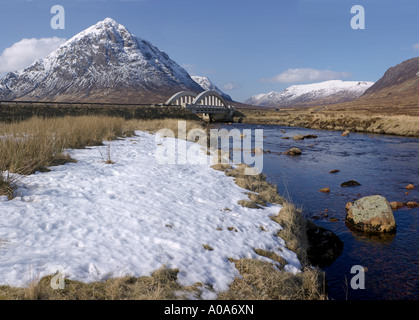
[218,259,326,300]
[240,108,419,137]
[224,164,286,206]
[271,202,308,264]
[0,267,201,300]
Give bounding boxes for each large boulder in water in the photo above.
[346,195,396,233]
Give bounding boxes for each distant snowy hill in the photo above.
[0,18,203,103]
[245,80,374,107]
[191,76,232,101]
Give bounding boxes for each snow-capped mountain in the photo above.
[0,18,203,103]
[245,80,374,107]
[191,76,232,101]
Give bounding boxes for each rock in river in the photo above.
[293,134,318,140]
[306,221,343,267]
[390,201,404,210]
[346,195,396,233]
[341,180,361,187]
[293,134,305,140]
[406,201,419,208]
[284,147,302,156]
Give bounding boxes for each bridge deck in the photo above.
[186,104,232,114]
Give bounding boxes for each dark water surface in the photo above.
[213,123,418,300]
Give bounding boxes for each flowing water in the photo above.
[212,123,418,300]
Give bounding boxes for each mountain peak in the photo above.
[191,75,232,101]
[65,17,129,44]
[0,18,203,103]
[91,17,128,33]
[100,17,119,27]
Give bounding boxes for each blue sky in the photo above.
[0,0,419,102]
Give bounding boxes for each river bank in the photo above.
[213,122,418,300]
[237,108,419,137]
[0,116,326,300]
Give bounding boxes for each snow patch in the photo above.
[0,132,300,296]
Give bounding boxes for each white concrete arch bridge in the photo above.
[165,90,235,122]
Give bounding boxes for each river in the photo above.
[212,123,418,300]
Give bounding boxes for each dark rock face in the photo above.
[363,57,419,96]
[306,221,343,267]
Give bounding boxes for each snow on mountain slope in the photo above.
[191,76,232,101]
[245,80,374,107]
[0,18,203,103]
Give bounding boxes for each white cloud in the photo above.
[0,37,66,73]
[262,68,351,84]
[413,43,419,50]
[223,82,240,90]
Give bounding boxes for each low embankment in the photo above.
[238,108,419,137]
[0,101,200,123]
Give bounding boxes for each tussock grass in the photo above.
[222,164,286,205]
[271,202,308,264]
[0,172,17,200]
[218,259,326,300]
[0,267,201,300]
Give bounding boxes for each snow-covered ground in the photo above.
[0,131,300,298]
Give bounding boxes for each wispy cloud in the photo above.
[413,43,419,50]
[181,63,196,75]
[223,82,241,90]
[0,37,66,73]
[261,68,351,84]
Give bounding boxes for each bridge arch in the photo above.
[165,90,235,121]
[193,90,228,109]
[165,91,197,107]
